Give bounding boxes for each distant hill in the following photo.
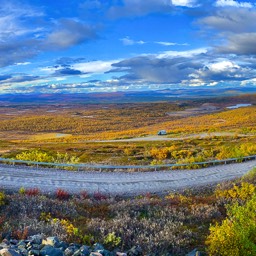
[0,87,256,104]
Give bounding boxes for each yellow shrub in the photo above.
[215,182,255,201]
[206,194,256,255]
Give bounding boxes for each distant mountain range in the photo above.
[0,87,256,104]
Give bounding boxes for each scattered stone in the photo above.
[64,246,77,256]
[40,245,63,256]
[0,235,135,256]
[73,245,90,256]
[186,249,202,256]
[28,235,43,245]
[90,253,102,256]
[58,241,69,251]
[42,236,60,247]
[9,241,18,246]
[92,243,104,251]
[116,253,127,256]
[0,248,22,256]
[28,249,40,256]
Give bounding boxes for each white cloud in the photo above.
[73,60,118,74]
[215,0,253,8]
[207,60,240,72]
[172,0,198,7]
[241,78,256,85]
[120,37,146,46]
[155,41,189,46]
[15,62,31,66]
[155,47,208,58]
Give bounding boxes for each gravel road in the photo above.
[0,160,255,196]
[94,132,247,143]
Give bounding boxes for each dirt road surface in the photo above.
[0,160,255,196]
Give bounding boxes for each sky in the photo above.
[1,0,256,94]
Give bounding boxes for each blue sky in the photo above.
[1,0,256,94]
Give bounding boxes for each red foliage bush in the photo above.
[56,189,70,200]
[93,191,108,201]
[80,190,89,200]
[25,188,40,196]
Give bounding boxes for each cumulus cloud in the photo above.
[0,1,99,68]
[44,19,97,50]
[217,32,256,55]
[109,47,256,87]
[198,7,256,56]
[199,8,256,33]
[53,68,83,76]
[111,54,203,84]
[73,60,117,74]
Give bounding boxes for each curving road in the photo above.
[93,132,249,143]
[0,160,256,196]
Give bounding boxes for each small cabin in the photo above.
[157,130,167,135]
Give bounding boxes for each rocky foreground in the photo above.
[0,235,202,256]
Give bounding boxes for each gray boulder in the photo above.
[40,245,63,256]
[0,248,22,256]
[186,249,202,256]
[42,237,60,247]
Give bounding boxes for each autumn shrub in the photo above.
[15,149,54,163]
[12,227,29,240]
[56,189,70,200]
[93,191,108,201]
[215,182,255,202]
[80,190,89,200]
[206,194,256,256]
[25,188,40,196]
[0,191,6,206]
[3,194,77,220]
[103,232,121,249]
[19,187,26,195]
[242,168,256,184]
[15,149,80,166]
